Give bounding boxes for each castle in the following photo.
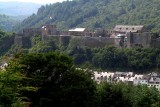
[15,24,160,49]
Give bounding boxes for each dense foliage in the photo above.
[97,82,160,107]
[68,46,160,72]
[0,57,36,106]
[0,52,160,107]
[15,0,160,32]
[3,52,97,107]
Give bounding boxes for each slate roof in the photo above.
[113,25,144,33]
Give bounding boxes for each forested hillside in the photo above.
[0,1,41,31]
[14,0,160,32]
[0,14,21,31]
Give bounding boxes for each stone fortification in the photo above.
[0,36,14,53]
[126,32,159,48]
[23,28,42,37]
[14,24,160,49]
[152,38,160,48]
[15,32,160,49]
[70,36,114,48]
[42,35,115,48]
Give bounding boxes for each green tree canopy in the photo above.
[16,52,96,107]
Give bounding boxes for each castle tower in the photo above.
[41,25,58,40]
[126,32,133,48]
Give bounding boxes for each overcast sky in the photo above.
[0,0,66,4]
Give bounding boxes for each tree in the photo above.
[16,52,96,107]
[0,58,36,107]
[97,82,131,107]
[97,82,160,107]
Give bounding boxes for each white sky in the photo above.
[0,0,66,4]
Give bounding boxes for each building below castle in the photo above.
[94,71,160,91]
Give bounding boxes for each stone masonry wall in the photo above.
[60,36,115,48]
[127,32,156,48]
[152,38,160,48]
[42,35,115,48]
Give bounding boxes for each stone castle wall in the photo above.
[152,38,160,48]
[76,36,114,48]
[15,33,160,49]
[42,35,115,48]
[15,36,32,48]
[14,25,160,49]
[14,36,22,46]
[126,32,159,48]
[23,28,42,37]
[0,35,15,52]
[60,36,114,48]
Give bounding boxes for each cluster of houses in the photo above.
[93,71,160,91]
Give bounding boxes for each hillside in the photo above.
[0,1,41,16]
[0,1,41,31]
[14,0,160,32]
[0,14,21,31]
